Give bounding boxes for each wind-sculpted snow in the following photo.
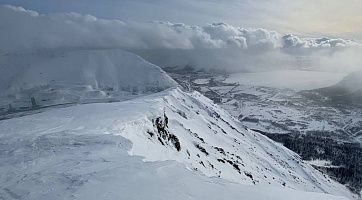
[0,88,355,199]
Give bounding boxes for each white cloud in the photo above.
[281,34,357,48]
[0,5,359,55]
[1,5,361,73]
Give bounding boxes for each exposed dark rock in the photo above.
[244,172,254,180]
[195,144,209,156]
[152,113,181,151]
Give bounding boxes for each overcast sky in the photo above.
[0,0,361,40]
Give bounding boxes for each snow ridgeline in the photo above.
[0,49,177,114]
[0,48,356,199]
[0,87,355,199]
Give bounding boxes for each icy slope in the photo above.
[0,49,176,113]
[0,88,355,199]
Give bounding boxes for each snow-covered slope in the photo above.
[0,88,355,199]
[0,49,177,113]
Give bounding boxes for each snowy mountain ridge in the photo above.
[0,90,351,200]
[111,88,355,198]
[0,48,357,199]
[0,87,355,199]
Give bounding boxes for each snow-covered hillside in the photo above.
[0,49,176,114]
[0,88,355,199]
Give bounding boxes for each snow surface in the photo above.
[0,88,355,199]
[306,159,340,168]
[223,70,346,91]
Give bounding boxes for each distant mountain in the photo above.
[315,71,362,106]
[0,49,176,114]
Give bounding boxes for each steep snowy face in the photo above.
[0,49,177,113]
[112,88,354,199]
[0,88,354,199]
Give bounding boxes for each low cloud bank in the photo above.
[1,5,359,52]
[1,5,361,72]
